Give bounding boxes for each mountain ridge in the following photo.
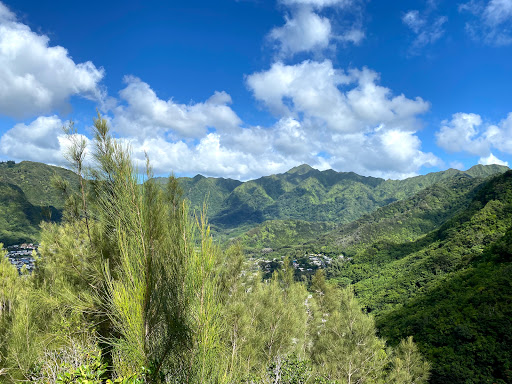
[1,160,509,245]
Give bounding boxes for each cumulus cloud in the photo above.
[479,152,509,166]
[270,7,332,56]
[0,115,89,166]
[99,60,439,180]
[119,120,438,181]
[112,76,242,139]
[0,57,440,181]
[436,112,512,161]
[436,113,489,155]
[121,132,301,181]
[460,0,512,45]
[326,128,440,179]
[246,60,430,133]
[402,6,447,53]
[1,61,439,180]
[0,2,104,118]
[244,60,438,178]
[270,0,364,56]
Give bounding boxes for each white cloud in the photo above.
[0,57,440,181]
[460,0,512,45]
[0,2,104,118]
[120,118,439,181]
[436,113,488,155]
[436,112,512,160]
[113,76,242,139]
[403,10,426,34]
[336,28,365,44]
[0,2,15,21]
[270,0,364,56]
[479,152,509,166]
[402,7,447,53]
[0,115,90,166]
[484,0,512,26]
[270,7,332,56]
[122,132,300,181]
[246,60,430,133]
[245,60,438,179]
[108,62,438,180]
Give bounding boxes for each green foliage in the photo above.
[160,174,242,219]
[378,236,512,384]
[266,356,313,384]
[0,117,450,383]
[324,171,512,382]
[310,286,389,383]
[244,355,334,384]
[52,350,145,384]
[222,267,309,379]
[86,114,225,383]
[234,219,336,258]
[386,337,431,384]
[0,181,60,245]
[0,160,79,210]
[209,163,507,232]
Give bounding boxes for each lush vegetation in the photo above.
[209,163,507,231]
[0,117,429,383]
[0,160,79,210]
[155,174,242,219]
[233,219,336,258]
[1,122,510,383]
[0,181,61,246]
[320,171,512,383]
[0,161,78,245]
[0,154,506,249]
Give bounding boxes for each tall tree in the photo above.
[91,114,224,382]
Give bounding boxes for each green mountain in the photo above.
[0,161,79,210]
[222,165,508,255]
[235,219,337,258]
[321,171,512,383]
[210,164,508,230]
[160,174,242,218]
[1,160,511,381]
[0,161,508,249]
[0,181,60,246]
[0,161,78,245]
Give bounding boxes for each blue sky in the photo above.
[0,0,511,180]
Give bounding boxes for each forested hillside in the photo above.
[0,161,79,210]
[226,169,512,382]
[155,174,242,218]
[2,160,506,247]
[0,161,77,245]
[1,153,511,383]
[210,164,508,230]
[0,181,60,246]
[232,170,506,257]
[321,171,512,383]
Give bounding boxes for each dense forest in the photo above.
[1,117,511,383]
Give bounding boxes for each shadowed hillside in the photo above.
[322,171,512,383]
[0,161,79,210]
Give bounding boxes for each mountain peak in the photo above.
[286,164,314,175]
[465,164,509,178]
